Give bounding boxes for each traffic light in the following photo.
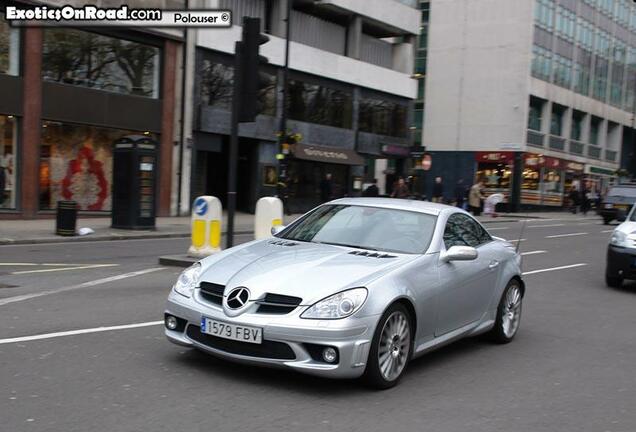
[237,17,270,123]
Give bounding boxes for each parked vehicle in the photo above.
[600,184,636,225]
[165,198,524,388]
[606,204,636,288]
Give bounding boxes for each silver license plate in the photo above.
[201,317,262,344]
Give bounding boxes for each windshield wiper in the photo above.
[312,241,378,251]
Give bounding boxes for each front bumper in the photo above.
[164,290,378,379]
[606,245,636,280]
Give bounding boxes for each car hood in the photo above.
[615,221,636,235]
[604,196,636,205]
[198,239,417,304]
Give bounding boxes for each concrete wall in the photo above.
[315,0,421,35]
[423,0,535,152]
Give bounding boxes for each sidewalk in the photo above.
[0,209,601,245]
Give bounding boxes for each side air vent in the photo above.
[268,240,299,247]
[255,293,302,315]
[348,250,397,259]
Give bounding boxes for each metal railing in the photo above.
[290,10,346,55]
[360,34,393,69]
[548,135,566,151]
[569,140,585,155]
[605,149,617,162]
[527,130,545,147]
[588,145,601,159]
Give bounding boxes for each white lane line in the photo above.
[10,264,119,275]
[523,263,587,276]
[487,227,510,231]
[521,250,547,256]
[0,263,112,267]
[527,224,565,228]
[0,268,164,306]
[0,321,163,345]
[545,232,588,239]
[508,239,527,243]
[601,229,614,233]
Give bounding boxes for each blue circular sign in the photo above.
[194,198,208,216]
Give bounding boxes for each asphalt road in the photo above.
[1,216,635,432]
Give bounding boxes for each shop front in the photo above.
[584,165,617,195]
[287,144,364,213]
[475,152,515,203]
[521,153,584,207]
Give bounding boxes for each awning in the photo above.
[293,144,365,166]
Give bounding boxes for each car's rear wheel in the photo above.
[603,217,612,225]
[605,273,623,288]
[363,303,412,389]
[488,279,523,344]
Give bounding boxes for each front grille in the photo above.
[199,282,224,306]
[186,325,296,360]
[256,293,302,314]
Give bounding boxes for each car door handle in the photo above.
[488,260,500,269]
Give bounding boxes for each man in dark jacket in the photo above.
[319,173,333,202]
[362,179,380,197]
[432,177,444,203]
[454,179,466,208]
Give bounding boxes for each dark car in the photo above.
[600,184,636,225]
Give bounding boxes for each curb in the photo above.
[0,230,253,246]
[159,254,198,267]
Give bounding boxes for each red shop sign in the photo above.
[475,151,514,163]
[543,156,562,170]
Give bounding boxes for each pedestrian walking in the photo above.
[391,177,410,199]
[362,179,380,197]
[0,165,5,206]
[319,173,333,203]
[432,177,444,203]
[580,186,591,216]
[568,186,580,214]
[469,178,485,216]
[454,179,466,208]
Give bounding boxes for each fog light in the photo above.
[322,347,337,363]
[165,315,178,330]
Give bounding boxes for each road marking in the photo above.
[545,232,588,238]
[0,263,113,267]
[527,224,565,228]
[601,229,614,233]
[0,268,165,306]
[0,321,163,345]
[10,264,119,275]
[487,227,510,231]
[508,239,526,243]
[521,250,547,256]
[523,263,587,275]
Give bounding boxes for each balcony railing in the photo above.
[219,0,266,22]
[605,150,617,162]
[588,145,601,159]
[569,140,585,155]
[360,34,393,69]
[549,135,566,151]
[290,10,346,55]
[527,130,545,147]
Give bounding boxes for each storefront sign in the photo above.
[476,151,514,163]
[585,165,612,176]
[381,144,411,157]
[293,144,364,166]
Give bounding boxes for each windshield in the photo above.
[279,204,437,254]
[608,187,636,198]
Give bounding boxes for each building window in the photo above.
[535,0,555,30]
[198,58,276,116]
[610,65,624,107]
[286,79,353,129]
[39,121,157,211]
[552,54,572,88]
[589,117,601,145]
[531,45,552,81]
[625,67,636,113]
[550,106,564,136]
[359,97,408,137]
[594,29,611,57]
[0,115,17,209]
[0,12,20,75]
[528,98,543,131]
[571,111,584,141]
[573,61,591,95]
[593,57,609,101]
[42,29,160,98]
[556,7,576,41]
[576,18,594,51]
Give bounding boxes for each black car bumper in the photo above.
[607,245,636,280]
[600,209,618,220]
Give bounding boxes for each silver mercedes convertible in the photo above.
[165,198,524,388]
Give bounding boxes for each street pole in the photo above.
[226,41,243,249]
[277,0,292,182]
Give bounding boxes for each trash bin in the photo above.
[56,200,77,236]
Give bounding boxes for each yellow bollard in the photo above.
[254,197,284,240]
[187,196,223,257]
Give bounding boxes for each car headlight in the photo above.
[610,230,628,247]
[604,203,613,209]
[172,263,201,298]
[301,288,368,320]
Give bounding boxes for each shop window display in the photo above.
[0,115,16,209]
[39,121,156,211]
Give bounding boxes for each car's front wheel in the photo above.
[363,303,412,389]
[605,273,623,288]
[489,279,523,344]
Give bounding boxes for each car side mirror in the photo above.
[441,245,478,262]
[271,225,286,236]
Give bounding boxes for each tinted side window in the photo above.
[443,214,490,249]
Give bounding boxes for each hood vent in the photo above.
[348,250,397,259]
[268,240,299,247]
